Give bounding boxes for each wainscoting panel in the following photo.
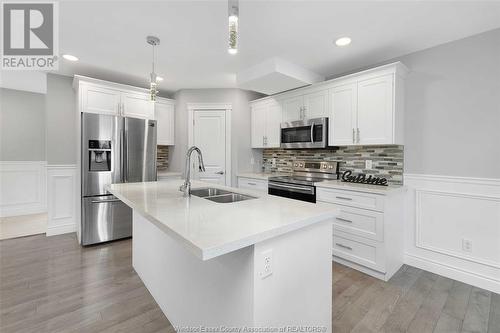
[405,174,500,294]
[0,161,47,217]
[47,165,77,236]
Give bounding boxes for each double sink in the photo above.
[190,187,257,203]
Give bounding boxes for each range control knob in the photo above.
[294,163,299,167]
[322,165,327,169]
[328,165,333,169]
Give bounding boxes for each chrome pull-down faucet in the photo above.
[180,146,206,197]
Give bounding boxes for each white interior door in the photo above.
[193,110,226,185]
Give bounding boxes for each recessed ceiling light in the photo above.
[156,76,164,82]
[335,37,351,47]
[62,54,79,61]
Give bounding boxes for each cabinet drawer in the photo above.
[317,188,384,211]
[333,205,384,241]
[333,231,385,273]
[238,177,268,192]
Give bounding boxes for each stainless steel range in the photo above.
[268,160,339,203]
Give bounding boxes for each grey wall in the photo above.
[400,28,500,178]
[0,88,46,161]
[45,74,77,164]
[170,89,262,185]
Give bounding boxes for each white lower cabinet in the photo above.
[237,177,268,193]
[317,186,404,281]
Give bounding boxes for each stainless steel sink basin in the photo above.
[190,187,256,203]
[205,193,256,203]
[190,187,231,198]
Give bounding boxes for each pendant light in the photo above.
[146,36,160,101]
[228,0,239,54]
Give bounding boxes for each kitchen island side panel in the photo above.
[132,210,255,327]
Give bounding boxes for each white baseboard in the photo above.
[47,165,77,237]
[404,173,500,294]
[405,253,500,294]
[0,161,47,217]
[46,223,76,237]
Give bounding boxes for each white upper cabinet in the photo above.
[121,91,155,119]
[356,75,394,145]
[81,83,121,115]
[281,96,303,122]
[266,101,282,147]
[155,98,175,146]
[251,99,282,148]
[329,83,357,146]
[281,90,329,121]
[303,90,329,119]
[74,76,159,120]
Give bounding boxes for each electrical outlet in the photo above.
[271,158,277,167]
[260,249,273,279]
[462,239,472,252]
[365,160,373,170]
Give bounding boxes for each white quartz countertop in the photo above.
[237,172,287,180]
[107,180,338,260]
[314,179,405,195]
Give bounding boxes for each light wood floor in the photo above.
[1,234,499,333]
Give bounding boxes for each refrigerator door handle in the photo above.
[122,128,128,182]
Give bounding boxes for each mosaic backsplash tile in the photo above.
[157,145,169,171]
[262,145,404,185]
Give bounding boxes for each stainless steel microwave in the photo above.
[280,117,328,149]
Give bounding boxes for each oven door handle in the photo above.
[310,124,314,143]
[269,182,315,195]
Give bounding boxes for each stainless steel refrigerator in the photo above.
[81,113,157,245]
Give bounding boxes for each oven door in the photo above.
[268,182,316,203]
[280,117,328,149]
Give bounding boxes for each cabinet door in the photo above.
[122,91,155,119]
[357,75,394,144]
[81,84,121,115]
[251,103,266,148]
[304,90,328,119]
[265,101,282,148]
[281,96,304,122]
[155,100,175,145]
[329,83,357,146]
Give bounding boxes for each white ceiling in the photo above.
[55,1,500,94]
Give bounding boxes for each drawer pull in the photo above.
[336,196,353,201]
[336,217,352,223]
[336,243,353,251]
[247,182,257,185]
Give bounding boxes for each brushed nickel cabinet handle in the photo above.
[247,182,257,185]
[357,128,360,143]
[336,196,353,201]
[336,217,352,223]
[336,243,353,251]
[352,128,355,143]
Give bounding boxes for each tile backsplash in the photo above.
[262,145,404,185]
[157,145,169,171]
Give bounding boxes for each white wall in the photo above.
[170,89,263,185]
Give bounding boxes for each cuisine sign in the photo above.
[341,170,388,186]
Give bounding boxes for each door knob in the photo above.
[215,171,225,175]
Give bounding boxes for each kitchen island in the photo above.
[107,180,338,330]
